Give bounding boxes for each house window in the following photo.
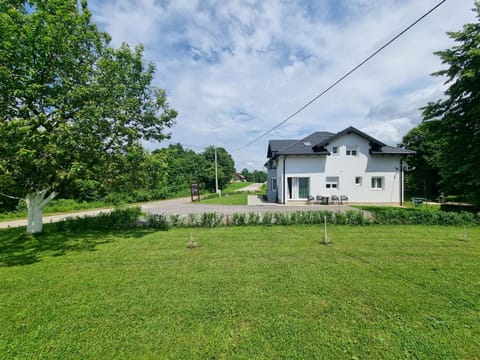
[287,177,310,199]
[326,176,339,190]
[355,176,362,186]
[346,145,358,156]
[371,177,384,190]
[271,178,277,191]
[332,146,339,155]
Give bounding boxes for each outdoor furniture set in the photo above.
[308,195,348,205]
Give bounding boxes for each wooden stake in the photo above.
[323,216,329,245]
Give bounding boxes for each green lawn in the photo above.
[201,192,249,205]
[201,182,256,205]
[1,225,479,359]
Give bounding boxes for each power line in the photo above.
[237,0,448,150]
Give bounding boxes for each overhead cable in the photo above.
[237,0,448,149]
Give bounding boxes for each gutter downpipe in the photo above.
[283,156,286,205]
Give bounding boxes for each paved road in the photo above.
[141,196,352,216]
[0,183,352,229]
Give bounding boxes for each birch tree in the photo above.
[0,0,176,233]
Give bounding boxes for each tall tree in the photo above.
[422,2,480,205]
[201,146,235,191]
[0,0,176,232]
[401,122,442,198]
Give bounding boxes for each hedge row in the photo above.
[54,207,480,232]
[367,208,480,226]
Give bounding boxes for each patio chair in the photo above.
[330,195,339,204]
[340,195,348,204]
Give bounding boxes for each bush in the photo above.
[247,212,261,225]
[56,206,143,232]
[232,213,247,226]
[200,212,224,227]
[367,207,480,226]
[146,214,169,230]
[261,212,273,226]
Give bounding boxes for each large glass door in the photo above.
[287,177,310,199]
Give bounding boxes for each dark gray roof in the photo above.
[371,146,416,155]
[267,126,415,158]
[267,132,333,157]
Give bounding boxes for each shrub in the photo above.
[247,212,261,225]
[232,213,247,226]
[187,213,201,227]
[56,206,143,231]
[200,212,224,227]
[273,212,292,225]
[146,214,169,230]
[168,214,182,227]
[261,212,273,226]
[367,207,480,226]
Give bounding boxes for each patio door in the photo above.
[287,177,310,199]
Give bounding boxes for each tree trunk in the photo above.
[26,190,58,234]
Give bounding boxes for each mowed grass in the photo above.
[1,225,479,359]
[201,192,249,205]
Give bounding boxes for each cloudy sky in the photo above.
[90,0,477,171]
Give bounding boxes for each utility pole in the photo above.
[214,146,219,196]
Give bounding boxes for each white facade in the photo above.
[267,132,406,204]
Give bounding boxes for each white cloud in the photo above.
[90,0,477,171]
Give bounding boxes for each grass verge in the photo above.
[1,225,479,359]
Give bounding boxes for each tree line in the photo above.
[0,142,236,210]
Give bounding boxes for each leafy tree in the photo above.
[0,0,176,232]
[240,168,267,183]
[201,146,235,191]
[241,168,251,181]
[401,122,442,199]
[154,144,208,195]
[422,3,480,205]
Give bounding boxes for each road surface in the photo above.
[0,183,352,229]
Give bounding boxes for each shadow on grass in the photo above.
[0,224,156,267]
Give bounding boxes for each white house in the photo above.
[265,126,415,205]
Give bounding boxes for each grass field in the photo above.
[1,225,479,359]
[201,192,249,205]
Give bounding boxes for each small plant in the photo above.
[247,212,261,226]
[169,214,181,227]
[261,212,273,226]
[273,212,291,225]
[187,233,197,249]
[200,212,224,227]
[187,213,201,227]
[232,213,247,226]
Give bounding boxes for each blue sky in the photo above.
[90,0,477,171]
